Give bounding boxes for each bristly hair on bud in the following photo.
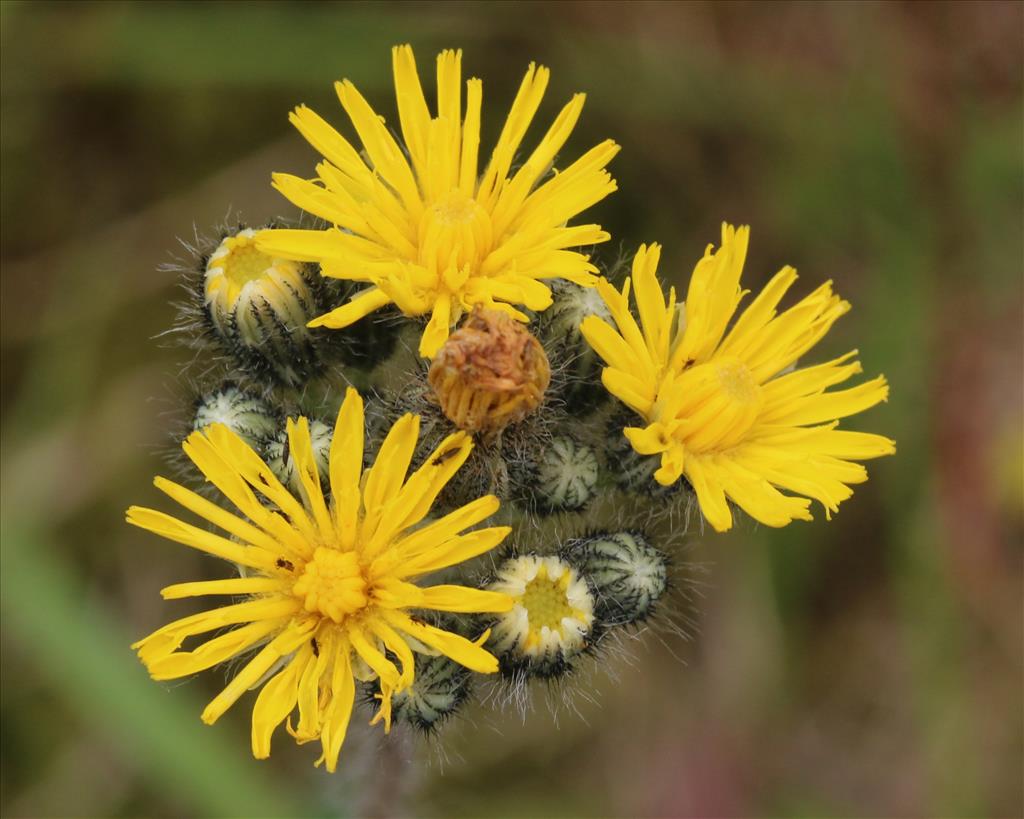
[428,308,551,439]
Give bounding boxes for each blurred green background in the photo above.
[2,2,1021,817]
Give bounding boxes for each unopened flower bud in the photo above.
[515,434,600,513]
[204,228,323,386]
[571,532,667,626]
[536,279,613,413]
[428,309,550,437]
[192,385,278,449]
[389,654,471,732]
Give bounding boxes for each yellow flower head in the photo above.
[127,388,513,771]
[256,44,620,357]
[581,224,896,532]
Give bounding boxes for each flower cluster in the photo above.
[132,45,893,772]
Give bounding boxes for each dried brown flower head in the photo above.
[428,309,551,436]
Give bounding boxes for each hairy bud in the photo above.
[572,532,668,626]
[204,228,323,386]
[192,385,279,449]
[515,434,600,513]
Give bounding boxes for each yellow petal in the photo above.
[251,646,312,759]
[347,625,400,688]
[329,387,365,541]
[624,424,672,456]
[685,456,734,532]
[394,525,511,577]
[478,62,550,210]
[133,597,299,666]
[654,445,686,486]
[765,376,889,427]
[125,506,276,571]
[145,619,284,681]
[388,494,500,561]
[201,619,315,725]
[419,585,515,613]
[630,243,670,363]
[580,314,646,375]
[318,642,355,773]
[205,424,317,547]
[384,611,499,674]
[418,294,451,358]
[152,476,282,556]
[160,577,286,600]
[361,413,420,541]
[286,418,333,539]
[308,287,391,329]
[391,44,431,177]
[334,79,422,217]
[602,368,655,417]
[713,457,814,528]
[455,74,483,193]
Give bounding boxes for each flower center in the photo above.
[670,357,763,453]
[418,190,494,281]
[486,555,595,668]
[520,569,577,631]
[222,240,273,287]
[292,547,369,623]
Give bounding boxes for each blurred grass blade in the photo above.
[0,520,317,818]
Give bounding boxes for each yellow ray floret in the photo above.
[127,387,513,772]
[581,224,895,532]
[256,44,620,357]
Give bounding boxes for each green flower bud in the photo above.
[572,532,668,626]
[390,653,472,732]
[514,434,599,513]
[192,385,279,449]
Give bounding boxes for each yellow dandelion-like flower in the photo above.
[256,44,620,357]
[127,388,513,771]
[581,224,896,532]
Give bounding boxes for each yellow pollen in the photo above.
[520,565,575,631]
[418,189,494,277]
[291,547,369,623]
